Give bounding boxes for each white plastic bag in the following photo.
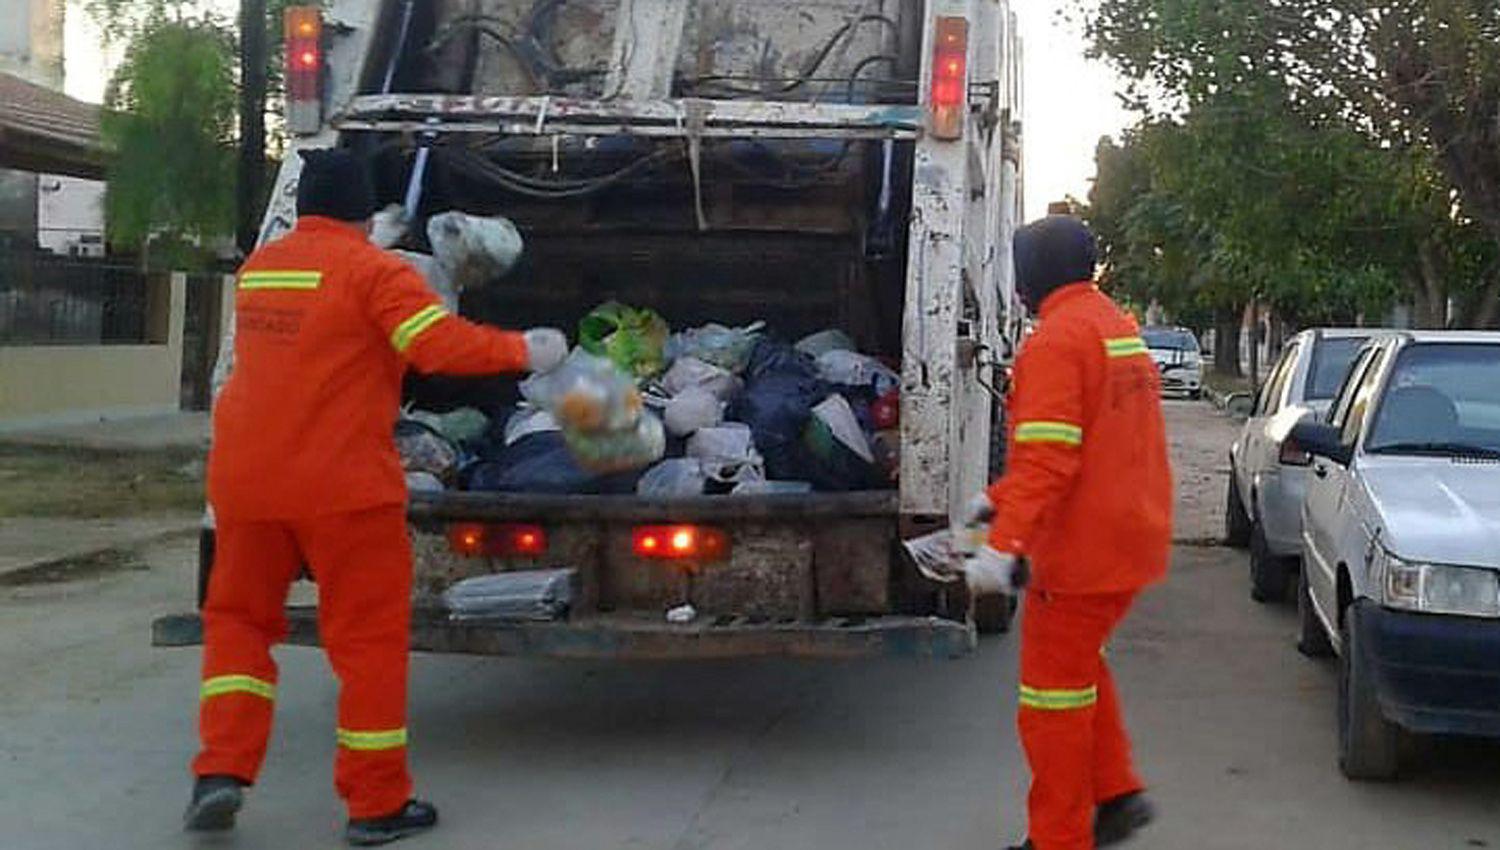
[665,322,765,373]
[637,458,709,497]
[393,250,460,313]
[686,423,765,484]
[520,350,643,433]
[816,350,900,395]
[503,406,560,446]
[811,395,875,463]
[661,356,741,400]
[663,387,724,437]
[795,329,855,358]
[427,211,524,290]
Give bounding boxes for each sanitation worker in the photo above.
[184,148,568,846]
[962,215,1172,850]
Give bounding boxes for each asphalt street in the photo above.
[2,401,1497,850]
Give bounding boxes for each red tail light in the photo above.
[446,523,549,558]
[632,525,730,562]
[284,6,323,135]
[1279,439,1312,467]
[929,16,969,140]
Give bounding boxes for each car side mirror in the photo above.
[1288,421,1353,466]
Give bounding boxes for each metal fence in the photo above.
[0,239,153,346]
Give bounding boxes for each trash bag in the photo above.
[503,406,559,446]
[427,211,525,290]
[743,337,819,383]
[801,404,883,492]
[811,395,875,463]
[795,329,856,358]
[871,388,900,430]
[562,413,666,474]
[661,356,741,400]
[663,386,724,437]
[405,407,491,445]
[464,431,642,494]
[732,479,813,495]
[405,471,446,493]
[395,419,459,479]
[370,204,408,249]
[686,423,758,463]
[665,322,765,374]
[521,350,644,433]
[726,343,826,482]
[578,302,670,379]
[444,569,576,622]
[815,350,900,396]
[637,458,709,497]
[393,250,460,313]
[870,428,900,483]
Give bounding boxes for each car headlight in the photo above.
[1372,548,1500,617]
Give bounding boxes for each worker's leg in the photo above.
[1017,590,1131,850]
[193,520,302,782]
[298,506,414,819]
[1092,639,1144,803]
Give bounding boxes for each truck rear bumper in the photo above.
[152,607,976,661]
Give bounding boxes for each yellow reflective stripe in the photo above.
[1014,421,1084,446]
[337,727,409,751]
[1019,684,1098,710]
[1104,336,1149,358]
[240,270,322,291]
[200,675,276,702]
[390,305,448,353]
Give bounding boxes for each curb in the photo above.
[0,522,199,585]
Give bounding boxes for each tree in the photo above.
[100,17,237,263]
[1083,0,1500,327]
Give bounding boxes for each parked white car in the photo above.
[1289,331,1500,780]
[1143,326,1203,398]
[1227,329,1372,601]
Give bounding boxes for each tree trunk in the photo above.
[1213,306,1243,378]
[237,0,268,256]
[1411,241,1449,329]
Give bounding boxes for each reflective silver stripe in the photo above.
[200,674,276,701]
[1014,421,1084,446]
[1019,684,1098,710]
[390,305,448,353]
[337,727,409,751]
[240,271,322,291]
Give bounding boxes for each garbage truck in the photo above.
[153,0,1025,660]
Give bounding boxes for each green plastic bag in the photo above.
[578,302,670,379]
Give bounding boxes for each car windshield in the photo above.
[1142,329,1198,352]
[1365,343,1500,456]
[1305,337,1366,400]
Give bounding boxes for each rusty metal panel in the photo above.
[814,519,893,614]
[409,525,605,611]
[691,525,814,619]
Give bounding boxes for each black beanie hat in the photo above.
[1013,215,1097,311]
[297,148,377,222]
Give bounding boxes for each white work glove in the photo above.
[962,547,1028,596]
[369,204,408,249]
[523,328,569,373]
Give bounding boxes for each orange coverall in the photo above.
[987,281,1173,850]
[195,215,529,818]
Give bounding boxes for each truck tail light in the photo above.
[929,16,969,140]
[1279,439,1312,467]
[632,525,730,562]
[447,523,548,558]
[284,6,323,135]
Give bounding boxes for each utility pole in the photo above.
[237,0,268,256]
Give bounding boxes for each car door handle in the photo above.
[1313,464,1329,479]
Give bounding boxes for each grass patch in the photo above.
[0,443,205,519]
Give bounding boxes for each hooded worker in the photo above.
[185,148,568,846]
[963,215,1172,850]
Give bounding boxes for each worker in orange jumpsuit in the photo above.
[960,216,1172,850]
[183,149,569,846]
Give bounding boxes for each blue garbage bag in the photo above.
[463,431,641,494]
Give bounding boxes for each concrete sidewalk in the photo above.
[0,412,210,451]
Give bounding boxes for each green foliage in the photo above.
[100,18,237,262]
[1081,0,1500,328]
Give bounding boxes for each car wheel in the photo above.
[973,592,1017,634]
[1338,603,1401,780]
[1296,565,1334,658]
[1225,473,1252,548]
[1188,388,1203,400]
[1250,522,1294,603]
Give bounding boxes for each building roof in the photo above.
[0,71,105,179]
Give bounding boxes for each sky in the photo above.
[63,0,1133,220]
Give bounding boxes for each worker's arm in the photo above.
[986,327,1088,554]
[363,258,534,376]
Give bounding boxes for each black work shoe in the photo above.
[346,799,439,846]
[183,774,245,832]
[1095,791,1157,846]
[1005,841,1035,850]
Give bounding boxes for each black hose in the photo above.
[683,14,901,96]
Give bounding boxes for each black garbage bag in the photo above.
[727,341,826,482]
[463,431,641,494]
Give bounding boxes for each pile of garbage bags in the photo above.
[395,301,902,497]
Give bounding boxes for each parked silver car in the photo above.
[1227,329,1371,601]
[1289,331,1500,780]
